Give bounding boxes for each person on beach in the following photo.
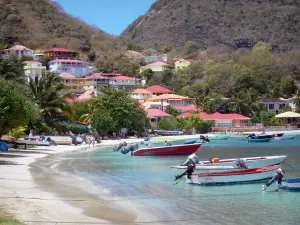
[262,168,285,191]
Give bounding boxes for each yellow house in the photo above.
[140,61,172,73]
[175,59,192,70]
[24,61,46,79]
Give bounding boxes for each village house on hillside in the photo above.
[0,45,34,58]
[140,61,173,73]
[141,48,168,63]
[145,85,173,95]
[44,48,78,60]
[24,61,46,81]
[175,58,192,70]
[49,59,94,77]
[259,98,289,114]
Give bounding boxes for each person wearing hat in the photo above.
[262,168,285,191]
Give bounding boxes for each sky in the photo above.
[55,0,156,35]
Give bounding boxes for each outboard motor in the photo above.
[200,135,210,143]
[113,141,127,152]
[120,143,138,155]
[235,158,248,169]
[175,160,196,181]
[262,168,285,190]
[181,153,200,166]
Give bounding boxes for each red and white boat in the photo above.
[188,164,281,185]
[172,155,286,170]
[132,143,201,156]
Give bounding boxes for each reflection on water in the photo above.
[56,137,300,225]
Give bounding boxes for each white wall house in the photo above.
[1,45,34,58]
[24,61,46,81]
[49,59,94,77]
[259,98,288,114]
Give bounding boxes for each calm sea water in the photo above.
[56,137,300,225]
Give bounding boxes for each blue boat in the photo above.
[281,178,300,191]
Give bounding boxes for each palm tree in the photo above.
[29,72,71,127]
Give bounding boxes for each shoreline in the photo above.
[0,139,148,225]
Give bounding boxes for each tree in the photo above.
[157,118,175,130]
[0,78,34,137]
[184,41,199,54]
[29,73,71,128]
[141,68,154,83]
[280,75,296,98]
[0,53,26,83]
[90,88,148,135]
[87,51,96,62]
[294,89,300,113]
[71,101,90,122]
[165,106,179,117]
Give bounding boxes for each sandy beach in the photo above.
[0,139,151,225]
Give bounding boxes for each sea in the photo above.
[54,136,300,225]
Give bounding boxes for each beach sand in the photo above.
[0,139,149,225]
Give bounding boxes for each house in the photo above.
[175,59,192,70]
[140,61,173,73]
[59,72,87,96]
[84,73,142,91]
[145,94,196,113]
[141,48,159,55]
[177,111,253,131]
[145,85,173,95]
[49,59,94,77]
[142,101,170,111]
[259,98,288,114]
[76,90,96,102]
[24,61,46,80]
[145,109,171,127]
[132,89,153,102]
[33,49,44,61]
[0,45,34,58]
[44,48,78,60]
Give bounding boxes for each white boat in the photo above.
[188,164,281,185]
[172,155,287,170]
[281,178,300,191]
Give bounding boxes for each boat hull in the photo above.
[282,178,300,191]
[132,143,201,156]
[248,138,272,142]
[173,155,287,170]
[188,165,280,185]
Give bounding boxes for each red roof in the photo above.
[146,109,171,118]
[76,90,94,102]
[133,88,152,94]
[145,85,173,94]
[209,113,250,120]
[45,48,77,53]
[113,75,135,81]
[173,105,198,112]
[59,72,77,79]
[3,45,32,51]
[85,73,109,79]
[177,112,249,120]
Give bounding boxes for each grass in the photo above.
[0,207,24,225]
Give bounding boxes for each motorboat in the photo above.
[153,130,184,136]
[281,178,300,191]
[273,136,296,141]
[247,137,272,143]
[187,164,281,185]
[172,154,287,170]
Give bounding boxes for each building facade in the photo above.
[1,45,34,58]
[24,61,46,80]
[140,61,173,73]
[49,59,94,77]
[259,98,288,114]
[44,48,78,60]
[175,59,192,70]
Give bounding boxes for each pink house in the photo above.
[146,109,171,127]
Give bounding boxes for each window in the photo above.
[269,104,274,110]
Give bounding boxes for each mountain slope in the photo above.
[122,0,300,51]
[0,0,126,57]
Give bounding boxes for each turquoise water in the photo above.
[56,137,300,224]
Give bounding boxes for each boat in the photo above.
[281,178,300,191]
[187,164,281,185]
[131,143,201,156]
[172,155,287,170]
[153,130,183,136]
[273,136,296,140]
[247,137,272,143]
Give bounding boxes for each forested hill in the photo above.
[0,0,126,59]
[122,0,300,51]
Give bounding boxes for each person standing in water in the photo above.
[262,168,285,191]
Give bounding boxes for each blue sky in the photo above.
[55,0,156,35]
